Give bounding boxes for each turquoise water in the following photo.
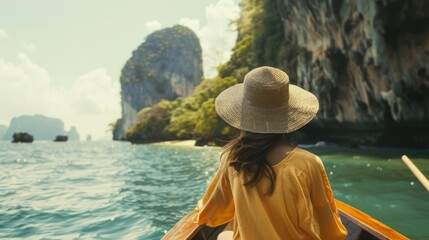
[0,141,428,239]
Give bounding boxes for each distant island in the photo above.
[2,115,80,141]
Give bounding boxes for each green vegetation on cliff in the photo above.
[126,100,181,142]
[121,25,202,85]
[126,76,237,144]
[218,0,287,80]
[125,0,286,144]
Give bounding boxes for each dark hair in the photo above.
[222,131,289,195]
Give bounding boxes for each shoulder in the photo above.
[289,147,320,166]
[285,147,325,175]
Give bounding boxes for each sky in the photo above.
[0,0,240,140]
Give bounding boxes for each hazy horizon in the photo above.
[0,0,239,140]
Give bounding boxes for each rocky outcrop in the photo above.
[54,135,68,142]
[273,0,429,147]
[68,126,80,141]
[12,132,34,143]
[86,134,92,141]
[114,25,203,140]
[3,115,80,141]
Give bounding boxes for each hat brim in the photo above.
[215,83,319,133]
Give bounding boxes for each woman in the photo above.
[194,66,347,240]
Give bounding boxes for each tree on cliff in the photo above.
[126,76,237,144]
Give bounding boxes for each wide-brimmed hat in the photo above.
[215,66,319,133]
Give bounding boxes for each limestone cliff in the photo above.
[114,25,203,140]
[279,0,429,147]
[222,0,429,147]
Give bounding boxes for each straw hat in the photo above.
[215,66,319,133]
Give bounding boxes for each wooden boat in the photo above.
[163,200,408,240]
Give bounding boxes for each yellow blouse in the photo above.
[195,147,347,240]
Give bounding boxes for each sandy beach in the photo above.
[151,140,197,147]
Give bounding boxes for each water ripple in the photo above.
[0,141,220,239]
[0,142,428,239]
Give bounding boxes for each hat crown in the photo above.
[244,66,289,88]
[214,66,319,134]
[243,66,290,108]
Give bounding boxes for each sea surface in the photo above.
[0,141,428,240]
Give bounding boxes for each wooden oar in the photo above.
[402,155,429,192]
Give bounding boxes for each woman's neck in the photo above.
[265,140,295,166]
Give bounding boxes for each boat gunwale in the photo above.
[335,200,408,240]
[162,200,409,240]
